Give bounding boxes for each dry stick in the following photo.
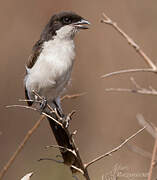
[101,13,157,78]
[0,104,63,180]
[102,68,155,78]
[105,77,157,96]
[0,115,45,180]
[105,88,157,96]
[19,92,86,103]
[136,114,157,180]
[148,138,157,180]
[61,92,87,101]
[85,127,145,169]
[45,144,77,156]
[6,104,63,127]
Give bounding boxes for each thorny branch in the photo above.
[101,13,157,78]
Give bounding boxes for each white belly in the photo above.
[25,39,75,102]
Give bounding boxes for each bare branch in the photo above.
[0,115,45,180]
[6,95,91,180]
[101,68,155,78]
[85,127,146,169]
[136,114,157,180]
[6,104,37,111]
[6,104,63,127]
[105,77,157,96]
[71,165,84,175]
[61,92,87,101]
[101,13,157,71]
[148,139,157,180]
[45,144,77,157]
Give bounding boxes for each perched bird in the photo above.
[24,11,90,114]
[24,12,90,167]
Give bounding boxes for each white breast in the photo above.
[25,38,75,101]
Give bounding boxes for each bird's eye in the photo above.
[63,17,72,24]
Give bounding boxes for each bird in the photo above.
[24,12,90,167]
[24,11,90,116]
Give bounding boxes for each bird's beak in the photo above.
[73,19,90,29]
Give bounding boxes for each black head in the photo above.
[40,11,90,41]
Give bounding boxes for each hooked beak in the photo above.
[73,19,90,29]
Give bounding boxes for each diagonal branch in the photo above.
[61,92,87,101]
[101,13,157,78]
[148,139,157,180]
[136,114,157,180]
[85,127,146,169]
[0,115,45,180]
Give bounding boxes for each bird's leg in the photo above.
[53,100,64,118]
[53,99,70,127]
[39,97,47,113]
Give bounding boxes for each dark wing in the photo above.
[25,40,44,106]
[25,87,33,106]
[26,39,43,69]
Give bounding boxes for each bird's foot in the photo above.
[39,97,47,113]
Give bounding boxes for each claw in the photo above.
[39,97,47,113]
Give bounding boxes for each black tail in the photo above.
[47,112,77,166]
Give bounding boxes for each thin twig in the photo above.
[101,68,155,78]
[101,13,157,71]
[105,77,157,96]
[61,92,87,101]
[101,13,157,78]
[6,95,91,179]
[45,144,77,157]
[136,115,157,180]
[6,104,37,111]
[105,88,157,96]
[85,127,146,169]
[148,139,157,180]
[6,104,63,127]
[0,115,45,180]
[71,165,84,175]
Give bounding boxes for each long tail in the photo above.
[47,112,77,167]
